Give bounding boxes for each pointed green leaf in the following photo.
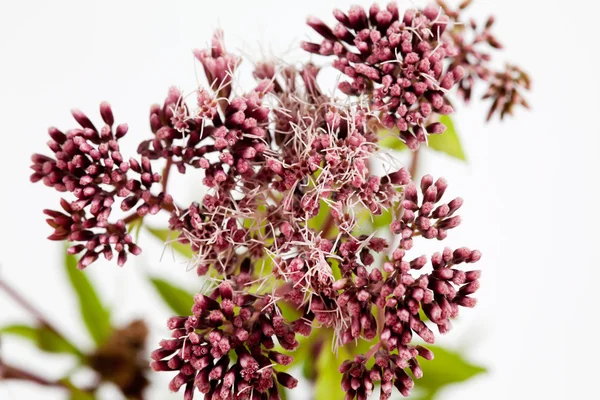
[65,249,112,346]
[147,227,194,259]
[427,116,467,161]
[1,324,82,357]
[414,345,486,395]
[149,277,194,316]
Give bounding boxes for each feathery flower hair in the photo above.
[30,2,529,399]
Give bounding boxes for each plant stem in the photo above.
[0,279,61,336]
[377,306,385,336]
[161,158,173,192]
[365,342,382,360]
[409,148,420,179]
[320,213,336,238]
[122,199,177,225]
[0,364,69,388]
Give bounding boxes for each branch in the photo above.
[0,364,69,388]
[409,148,420,179]
[0,279,62,337]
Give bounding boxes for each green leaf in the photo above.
[427,116,467,161]
[414,345,486,397]
[149,277,194,316]
[372,207,393,229]
[378,129,408,151]
[1,324,82,357]
[278,301,303,322]
[127,216,144,242]
[278,385,289,400]
[0,324,37,340]
[68,389,96,400]
[65,249,112,346]
[308,200,330,231]
[147,227,194,259]
[315,341,346,399]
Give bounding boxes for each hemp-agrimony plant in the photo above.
[27,1,529,399]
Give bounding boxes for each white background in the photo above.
[1,0,599,399]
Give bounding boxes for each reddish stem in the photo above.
[122,199,177,225]
[161,158,173,193]
[409,149,420,179]
[364,342,382,360]
[320,213,336,238]
[0,364,69,388]
[0,279,61,336]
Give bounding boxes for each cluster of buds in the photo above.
[391,174,462,250]
[436,0,531,119]
[150,282,298,399]
[31,103,172,268]
[303,1,530,143]
[483,64,531,120]
[334,241,481,400]
[340,349,429,399]
[30,2,530,399]
[303,3,463,150]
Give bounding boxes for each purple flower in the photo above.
[483,64,531,120]
[437,0,531,118]
[391,174,462,249]
[303,3,464,150]
[28,6,527,394]
[150,282,298,399]
[31,103,172,268]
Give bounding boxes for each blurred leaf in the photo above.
[147,227,193,259]
[278,385,289,400]
[372,207,393,229]
[427,116,466,161]
[409,391,436,400]
[65,250,112,346]
[278,301,303,322]
[315,341,346,399]
[149,277,194,316]
[0,324,37,340]
[68,389,96,400]
[414,345,486,397]
[308,200,331,231]
[1,324,82,357]
[353,207,393,237]
[127,216,144,242]
[378,129,408,151]
[274,333,310,375]
[345,336,377,358]
[243,204,267,238]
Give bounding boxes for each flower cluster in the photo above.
[303,0,530,141]
[303,3,463,150]
[435,0,531,119]
[391,175,462,249]
[31,104,173,268]
[150,282,299,399]
[482,64,531,120]
[335,242,480,400]
[29,2,530,399]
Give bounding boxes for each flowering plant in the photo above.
[5,1,529,399]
